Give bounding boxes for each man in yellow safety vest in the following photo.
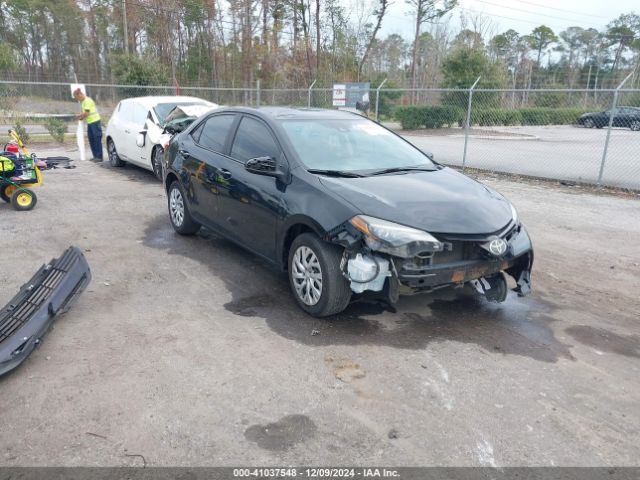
[73,88,103,161]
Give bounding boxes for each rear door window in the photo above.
[230,116,279,163]
[197,114,236,153]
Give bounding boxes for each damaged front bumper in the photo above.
[333,220,533,304]
[0,246,91,377]
[395,226,533,294]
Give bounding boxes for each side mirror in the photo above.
[421,149,434,161]
[245,156,291,184]
[246,156,277,174]
[136,131,146,148]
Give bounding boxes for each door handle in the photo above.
[124,129,131,134]
[179,149,191,158]
[220,169,232,180]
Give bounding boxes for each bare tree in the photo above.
[358,0,390,79]
[407,0,457,95]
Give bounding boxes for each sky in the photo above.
[366,0,639,40]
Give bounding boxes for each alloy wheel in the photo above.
[584,118,595,128]
[169,187,184,227]
[291,245,323,306]
[631,121,640,132]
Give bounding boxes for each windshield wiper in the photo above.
[368,166,437,176]
[307,169,365,178]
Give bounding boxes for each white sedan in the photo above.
[105,96,218,179]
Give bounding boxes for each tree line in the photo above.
[0,0,639,92]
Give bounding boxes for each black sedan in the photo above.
[163,107,533,317]
[577,106,640,130]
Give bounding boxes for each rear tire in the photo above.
[288,233,352,317]
[0,183,14,203]
[11,188,36,211]
[107,138,125,167]
[630,120,640,132]
[583,118,595,128]
[152,146,164,181]
[168,181,200,235]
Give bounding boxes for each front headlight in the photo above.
[349,215,444,258]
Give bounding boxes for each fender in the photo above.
[277,214,330,270]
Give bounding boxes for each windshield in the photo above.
[279,118,435,172]
[153,102,205,124]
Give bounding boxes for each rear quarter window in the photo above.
[197,114,236,153]
[190,122,205,143]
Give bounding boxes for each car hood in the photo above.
[163,104,218,126]
[318,167,513,234]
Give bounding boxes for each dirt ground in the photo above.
[0,146,639,467]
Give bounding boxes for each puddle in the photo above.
[244,414,317,451]
[566,325,639,358]
[143,214,573,362]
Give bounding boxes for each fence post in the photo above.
[374,78,388,122]
[462,76,481,173]
[256,79,261,107]
[597,71,634,186]
[308,79,317,108]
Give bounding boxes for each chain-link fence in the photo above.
[1,80,639,190]
[375,86,640,190]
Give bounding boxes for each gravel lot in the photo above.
[0,146,639,467]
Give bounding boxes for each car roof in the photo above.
[214,106,364,121]
[121,96,216,108]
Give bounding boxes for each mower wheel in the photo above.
[11,188,37,211]
[1,183,17,203]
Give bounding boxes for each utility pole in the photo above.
[123,0,129,55]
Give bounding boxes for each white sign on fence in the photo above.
[332,84,346,107]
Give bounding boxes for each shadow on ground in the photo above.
[100,161,160,185]
[143,214,574,363]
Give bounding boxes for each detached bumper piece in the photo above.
[0,246,91,376]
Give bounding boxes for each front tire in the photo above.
[630,120,640,132]
[168,181,200,235]
[11,188,37,211]
[107,139,125,167]
[583,118,595,128]
[288,233,351,317]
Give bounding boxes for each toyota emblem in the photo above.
[489,238,507,256]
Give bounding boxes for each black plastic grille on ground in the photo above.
[0,248,80,345]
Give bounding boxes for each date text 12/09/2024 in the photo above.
[233,468,400,478]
